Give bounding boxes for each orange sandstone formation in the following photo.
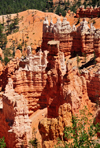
[76,5,100,18]
[15,49,22,59]
[42,17,100,56]
[0,15,100,148]
[39,39,96,147]
[39,103,72,147]
[0,78,32,148]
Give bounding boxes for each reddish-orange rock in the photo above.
[0,78,32,148]
[15,49,22,59]
[39,103,72,147]
[76,6,100,18]
[0,48,4,59]
[42,17,98,56]
[1,14,100,148]
[39,40,96,147]
[0,61,3,75]
[13,70,47,115]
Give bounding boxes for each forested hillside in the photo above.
[0,0,100,15]
[0,0,53,15]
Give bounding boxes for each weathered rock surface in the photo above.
[39,103,72,147]
[76,5,100,18]
[81,67,100,104]
[42,17,100,56]
[39,40,96,147]
[0,78,32,148]
[13,70,47,115]
[15,49,22,59]
[1,15,100,148]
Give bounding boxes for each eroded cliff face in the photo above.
[39,72,96,147]
[39,103,72,148]
[76,5,100,18]
[39,40,96,147]
[13,70,47,115]
[42,17,100,57]
[0,47,48,147]
[42,40,67,118]
[81,66,100,104]
[0,47,48,116]
[0,78,32,148]
[0,18,100,148]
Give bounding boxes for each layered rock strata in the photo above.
[76,5,100,18]
[44,40,66,118]
[39,103,72,148]
[39,40,96,147]
[42,17,100,56]
[0,47,48,115]
[82,67,100,104]
[0,78,32,148]
[1,16,100,148]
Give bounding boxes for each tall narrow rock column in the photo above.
[46,41,64,118]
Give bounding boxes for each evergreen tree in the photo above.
[0,23,7,50]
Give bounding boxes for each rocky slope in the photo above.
[0,10,100,148]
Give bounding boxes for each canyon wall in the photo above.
[39,103,72,148]
[0,18,100,148]
[81,67,100,104]
[39,40,96,147]
[0,47,48,116]
[0,44,67,147]
[76,5,100,18]
[0,78,32,148]
[42,17,100,56]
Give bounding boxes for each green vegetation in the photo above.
[75,17,80,25]
[17,44,22,51]
[6,15,19,35]
[0,56,3,62]
[0,137,6,148]
[55,5,66,17]
[56,106,100,148]
[29,138,38,148]
[29,128,39,148]
[0,13,20,65]
[0,23,7,50]
[93,20,96,24]
[4,57,10,65]
[0,0,53,15]
[76,54,80,68]
[0,0,100,16]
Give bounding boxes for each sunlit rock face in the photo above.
[39,40,96,148]
[42,17,100,56]
[76,5,100,18]
[0,78,32,148]
[1,14,100,148]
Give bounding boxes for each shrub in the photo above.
[0,137,6,148]
[93,20,96,24]
[4,57,10,65]
[26,36,29,39]
[0,56,3,62]
[56,106,100,148]
[29,138,38,148]
[55,5,66,17]
[3,48,11,57]
[17,44,22,51]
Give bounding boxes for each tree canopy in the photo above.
[0,0,51,15]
